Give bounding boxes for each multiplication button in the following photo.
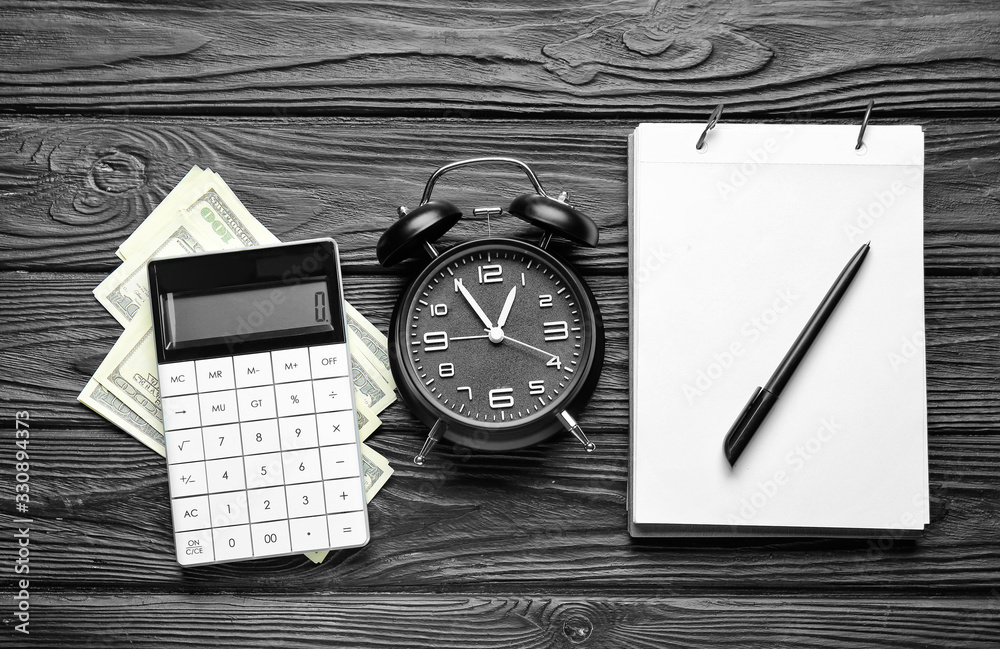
[316,411,356,446]
[309,344,348,379]
[271,348,311,384]
[159,361,197,397]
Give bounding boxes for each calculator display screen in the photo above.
[164,279,334,348]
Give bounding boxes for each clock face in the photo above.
[395,240,598,431]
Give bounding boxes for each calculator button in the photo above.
[162,394,201,431]
[159,361,197,397]
[275,381,316,417]
[203,423,243,460]
[199,390,239,427]
[309,344,349,379]
[195,356,235,392]
[175,528,215,565]
[286,481,326,519]
[171,494,211,532]
[320,444,360,480]
[248,485,288,523]
[165,429,204,465]
[168,461,208,498]
[209,490,250,527]
[278,414,319,450]
[283,448,323,485]
[250,520,292,557]
[312,376,353,414]
[327,511,368,547]
[233,352,274,388]
[245,452,284,490]
[206,457,247,493]
[241,419,281,456]
[316,411,357,446]
[213,525,252,562]
[236,385,277,421]
[324,477,364,514]
[271,348,311,384]
[290,515,330,552]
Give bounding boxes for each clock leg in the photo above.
[557,411,596,452]
[414,419,448,466]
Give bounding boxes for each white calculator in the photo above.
[148,239,370,566]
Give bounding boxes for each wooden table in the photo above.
[2,2,999,646]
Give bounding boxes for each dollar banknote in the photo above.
[77,378,165,455]
[303,442,393,564]
[91,310,163,433]
[344,301,392,379]
[349,330,396,411]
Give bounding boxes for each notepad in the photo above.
[628,123,929,536]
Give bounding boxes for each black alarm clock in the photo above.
[376,157,604,465]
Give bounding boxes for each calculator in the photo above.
[148,239,370,566]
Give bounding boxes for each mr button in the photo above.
[309,344,349,379]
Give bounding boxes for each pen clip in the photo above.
[723,387,779,466]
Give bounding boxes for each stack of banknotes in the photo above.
[77,167,396,563]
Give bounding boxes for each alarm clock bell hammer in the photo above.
[376,157,605,465]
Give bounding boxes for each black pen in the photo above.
[723,242,871,466]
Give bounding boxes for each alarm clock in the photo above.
[376,157,604,465]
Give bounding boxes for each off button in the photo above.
[309,344,348,379]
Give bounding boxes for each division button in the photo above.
[312,376,353,414]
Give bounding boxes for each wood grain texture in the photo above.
[1,117,999,273]
[20,594,1000,648]
[0,272,994,434]
[0,428,996,590]
[1,1,999,116]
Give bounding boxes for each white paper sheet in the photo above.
[630,123,928,533]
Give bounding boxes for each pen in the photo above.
[723,242,871,466]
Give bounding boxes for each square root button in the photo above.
[309,344,349,379]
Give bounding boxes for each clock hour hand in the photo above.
[496,286,517,328]
[456,281,494,330]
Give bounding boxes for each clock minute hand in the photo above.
[497,286,517,328]
[501,334,557,361]
[456,281,494,330]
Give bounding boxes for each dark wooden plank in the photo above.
[1,1,999,117]
[1,117,999,274]
[20,594,1000,648]
[0,272,994,434]
[0,429,996,591]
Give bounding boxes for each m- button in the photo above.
[309,344,349,379]
[159,361,197,398]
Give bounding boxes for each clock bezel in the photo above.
[387,238,604,451]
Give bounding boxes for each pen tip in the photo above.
[865,241,871,247]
